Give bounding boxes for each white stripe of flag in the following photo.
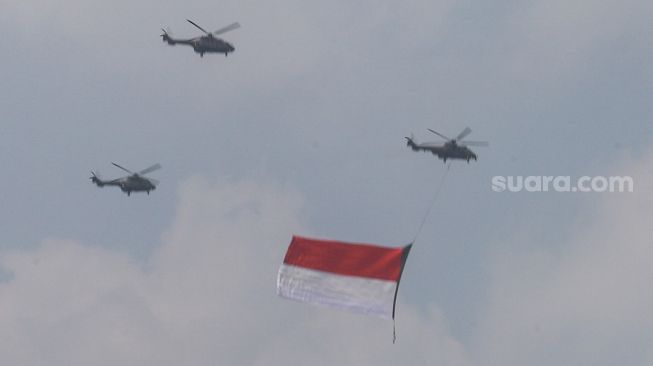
[277,264,398,318]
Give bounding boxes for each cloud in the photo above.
[507,0,653,81]
[0,1,651,364]
[0,176,467,365]
[1,153,651,366]
[474,149,653,365]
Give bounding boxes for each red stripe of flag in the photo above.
[283,236,406,281]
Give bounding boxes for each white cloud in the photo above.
[0,176,467,365]
[474,149,653,365]
[0,1,651,364]
[2,152,652,365]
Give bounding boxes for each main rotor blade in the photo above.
[139,163,162,175]
[111,162,133,174]
[147,177,160,186]
[427,129,451,141]
[460,141,489,147]
[213,22,240,36]
[456,127,472,141]
[455,127,472,141]
[186,19,210,35]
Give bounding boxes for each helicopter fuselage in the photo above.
[119,176,156,194]
[406,140,478,162]
[91,175,157,196]
[161,20,239,57]
[91,162,160,196]
[164,35,235,56]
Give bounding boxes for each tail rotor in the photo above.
[90,171,104,187]
[161,28,174,45]
[405,134,419,151]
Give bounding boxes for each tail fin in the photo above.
[405,135,419,151]
[90,172,105,187]
[161,28,175,45]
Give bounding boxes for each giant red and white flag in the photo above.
[277,236,412,319]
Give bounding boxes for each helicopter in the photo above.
[161,20,240,57]
[405,127,488,163]
[90,163,161,196]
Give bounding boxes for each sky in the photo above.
[0,0,652,364]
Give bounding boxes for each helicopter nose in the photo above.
[227,43,235,52]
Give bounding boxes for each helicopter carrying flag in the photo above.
[277,236,412,319]
[405,126,488,163]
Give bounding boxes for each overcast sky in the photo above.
[1,0,652,364]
